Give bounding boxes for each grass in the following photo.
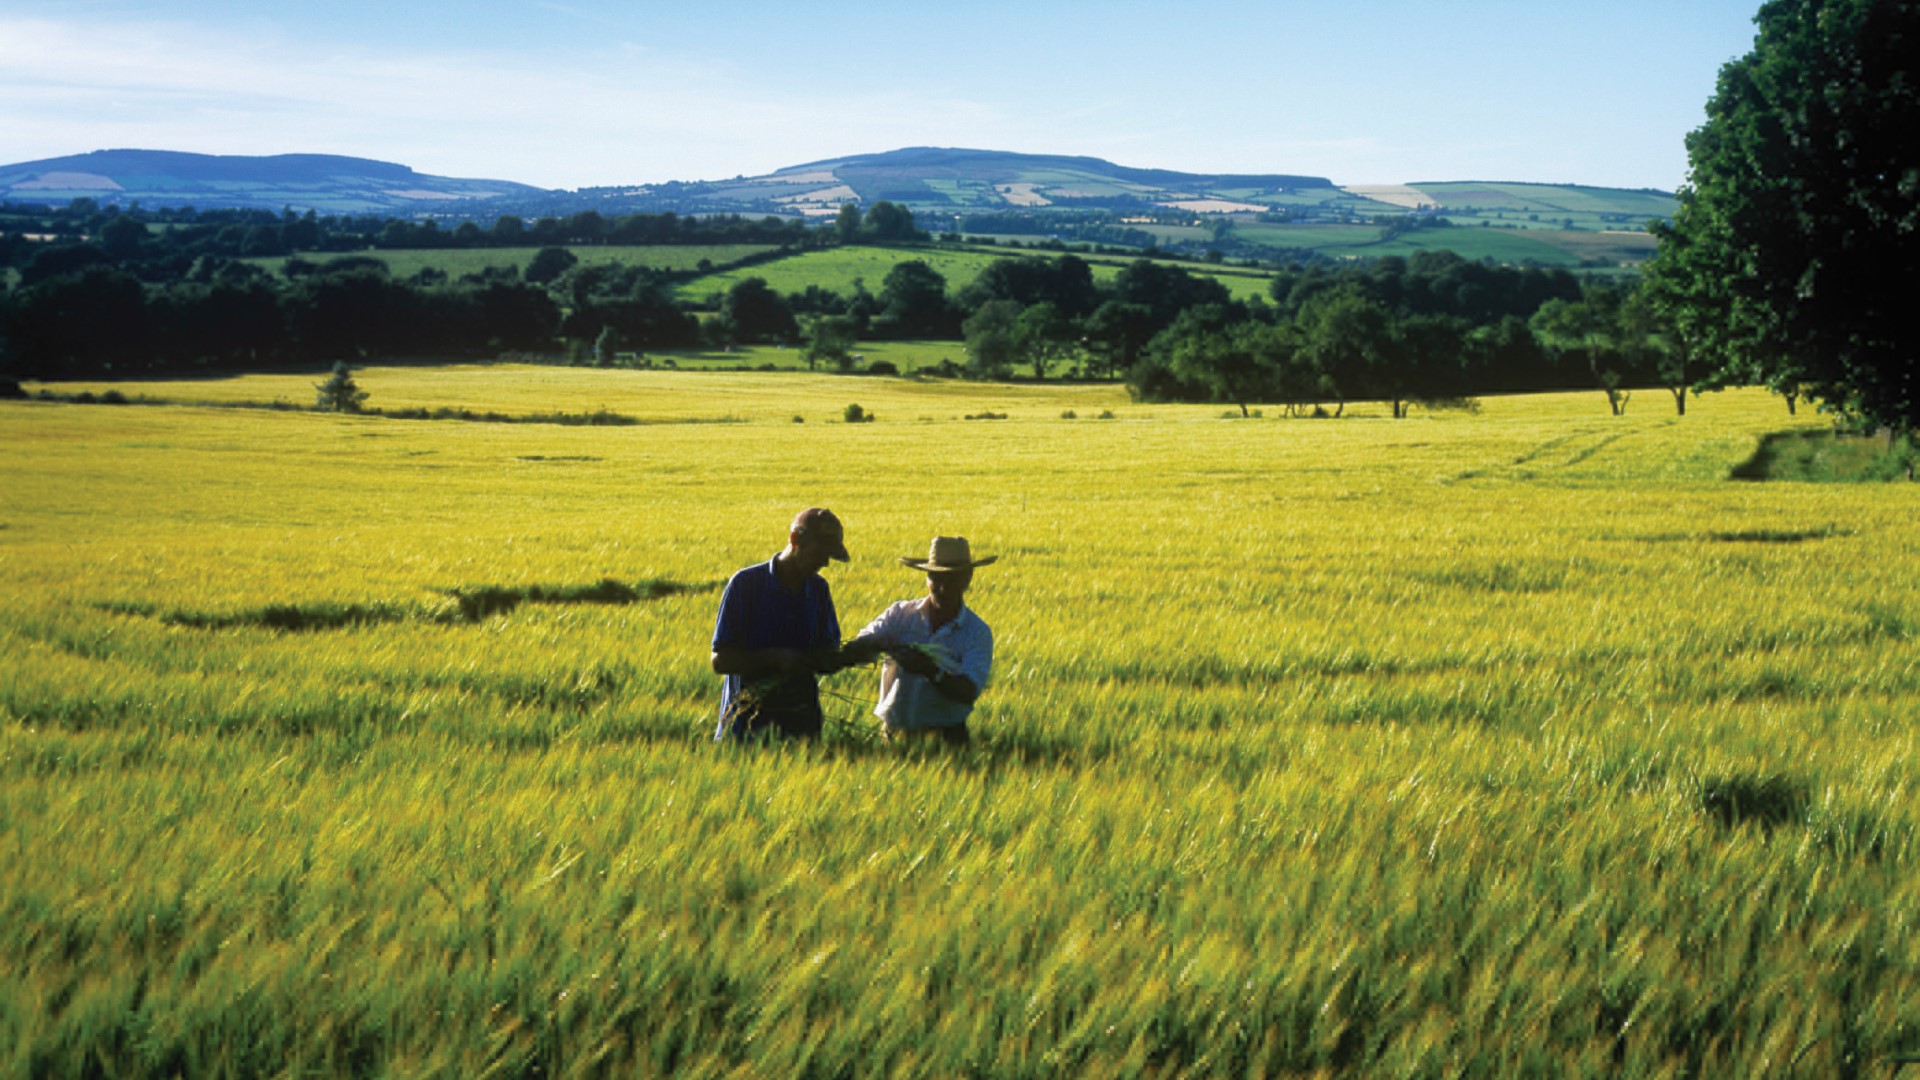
[677,245,1281,305]
[1232,222,1594,266]
[675,246,1013,302]
[1410,182,1677,218]
[4,375,1918,1076]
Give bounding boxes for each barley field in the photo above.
[3,372,1916,1077]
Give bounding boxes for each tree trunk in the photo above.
[1671,386,1686,416]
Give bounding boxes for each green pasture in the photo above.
[1228,221,1601,266]
[675,246,1010,302]
[4,373,1918,1076]
[1411,182,1677,218]
[678,245,1279,305]
[1231,222,1384,249]
[1129,224,1214,245]
[1531,228,1661,264]
[1349,228,1588,266]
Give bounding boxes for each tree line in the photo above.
[0,196,963,377]
[714,248,1688,418]
[0,199,826,272]
[3,215,1670,411]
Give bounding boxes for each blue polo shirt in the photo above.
[711,556,841,738]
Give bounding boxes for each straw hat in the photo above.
[900,536,997,573]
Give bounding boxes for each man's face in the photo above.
[790,524,843,574]
[926,569,971,615]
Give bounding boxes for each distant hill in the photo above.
[0,146,1674,266]
[660,146,1339,217]
[0,150,544,215]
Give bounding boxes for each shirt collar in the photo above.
[919,597,970,631]
[765,554,810,594]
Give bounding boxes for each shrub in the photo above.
[843,403,873,423]
[1060,409,1077,420]
[314,361,369,413]
[867,360,899,376]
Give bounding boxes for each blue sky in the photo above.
[0,0,1761,191]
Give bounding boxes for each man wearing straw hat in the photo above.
[710,507,850,740]
[842,536,996,745]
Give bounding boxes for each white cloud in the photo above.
[0,15,1031,187]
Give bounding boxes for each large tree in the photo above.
[1646,0,1919,433]
[872,260,955,339]
[719,276,798,344]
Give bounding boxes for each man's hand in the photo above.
[825,636,884,672]
[890,645,941,679]
[804,645,849,674]
[711,646,801,678]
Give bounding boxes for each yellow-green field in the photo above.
[4,372,1917,1076]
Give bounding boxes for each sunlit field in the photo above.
[4,372,1916,1076]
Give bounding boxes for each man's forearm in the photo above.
[711,646,791,677]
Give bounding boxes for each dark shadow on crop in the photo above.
[95,599,410,632]
[438,578,712,621]
[1732,428,1917,482]
[1707,526,1852,544]
[1697,771,1807,831]
[94,578,716,633]
[516,455,602,462]
[1410,562,1566,593]
[1628,525,1853,544]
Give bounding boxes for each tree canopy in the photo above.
[1646,0,1919,432]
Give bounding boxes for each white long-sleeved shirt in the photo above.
[857,599,993,731]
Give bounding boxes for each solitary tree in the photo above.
[314,360,368,412]
[861,201,920,242]
[1295,284,1392,418]
[1013,301,1075,380]
[801,315,858,371]
[873,261,953,339]
[719,276,798,344]
[1531,295,1631,416]
[1646,0,1919,434]
[961,300,1023,378]
[833,203,862,244]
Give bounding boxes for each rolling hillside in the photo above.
[0,150,544,215]
[0,146,1675,265]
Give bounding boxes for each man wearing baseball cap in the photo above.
[841,535,996,745]
[710,507,851,740]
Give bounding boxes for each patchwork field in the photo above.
[4,373,1916,1076]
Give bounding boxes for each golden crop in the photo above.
[3,370,1915,1076]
